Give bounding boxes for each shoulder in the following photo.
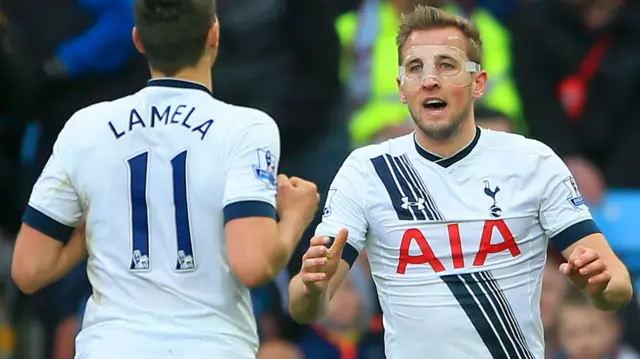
[479,128,557,161]
[348,133,415,163]
[63,92,141,134]
[475,129,565,185]
[214,100,278,133]
[54,97,129,154]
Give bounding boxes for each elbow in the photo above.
[595,272,634,311]
[606,280,634,311]
[288,304,318,325]
[11,262,45,294]
[229,257,278,289]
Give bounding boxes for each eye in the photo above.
[440,62,454,69]
[410,64,423,72]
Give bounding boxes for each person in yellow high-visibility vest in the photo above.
[337,0,525,146]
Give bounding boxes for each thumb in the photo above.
[289,176,304,187]
[559,262,572,276]
[277,174,291,189]
[329,228,349,256]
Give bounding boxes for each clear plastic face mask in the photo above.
[399,45,481,91]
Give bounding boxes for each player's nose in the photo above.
[421,75,440,90]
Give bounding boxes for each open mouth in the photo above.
[423,98,447,111]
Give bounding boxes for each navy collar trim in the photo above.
[414,127,481,168]
[146,78,213,96]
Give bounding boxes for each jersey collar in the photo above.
[414,126,481,168]
[146,78,213,97]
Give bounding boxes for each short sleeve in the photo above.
[222,114,280,224]
[315,151,368,267]
[23,124,83,243]
[537,145,600,251]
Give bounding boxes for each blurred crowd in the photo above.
[0,0,639,358]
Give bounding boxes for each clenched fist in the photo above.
[276,174,320,227]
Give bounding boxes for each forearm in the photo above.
[288,273,329,324]
[51,231,87,283]
[13,231,86,294]
[592,266,633,311]
[261,216,307,282]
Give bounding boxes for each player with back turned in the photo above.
[288,5,633,359]
[11,0,319,358]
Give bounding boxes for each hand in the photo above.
[559,246,611,297]
[276,174,320,227]
[300,228,349,295]
[565,156,605,205]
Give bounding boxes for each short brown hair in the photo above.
[396,5,483,66]
[135,0,217,76]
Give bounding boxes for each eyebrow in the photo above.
[403,58,422,66]
[435,54,458,62]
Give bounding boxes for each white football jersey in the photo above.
[23,79,281,359]
[316,127,600,359]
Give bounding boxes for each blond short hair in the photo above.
[396,5,483,65]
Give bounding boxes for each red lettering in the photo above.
[397,228,445,274]
[397,220,521,274]
[473,220,521,266]
[447,224,465,269]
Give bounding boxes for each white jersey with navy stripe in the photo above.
[316,127,599,359]
[23,79,280,358]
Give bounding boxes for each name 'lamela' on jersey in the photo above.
[108,105,214,141]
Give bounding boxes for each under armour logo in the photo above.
[401,197,426,211]
[483,180,502,218]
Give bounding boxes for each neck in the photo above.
[415,119,476,158]
[150,65,213,92]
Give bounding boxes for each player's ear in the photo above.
[471,70,487,99]
[208,20,220,49]
[397,77,408,104]
[132,27,145,54]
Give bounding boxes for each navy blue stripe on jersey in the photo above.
[223,201,277,224]
[390,155,437,221]
[128,153,151,269]
[398,154,445,221]
[171,151,195,270]
[371,155,413,220]
[147,78,213,97]
[387,154,432,220]
[414,127,481,168]
[372,154,444,221]
[338,240,360,268]
[464,272,534,359]
[22,206,75,244]
[552,219,601,251]
[478,271,534,358]
[442,271,534,359]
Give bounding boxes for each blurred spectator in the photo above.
[475,105,515,133]
[0,6,30,234]
[338,0,524,147]
[332,0,363,17]
[541,254,569,359]
[469,0,521,20]
[213,0,349,279]
[509,0,640,205]
[3,1,149,358]
[438,1,523,125]
[557,287,640,359]
[296,274,384,359]
[258,340,303,359]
